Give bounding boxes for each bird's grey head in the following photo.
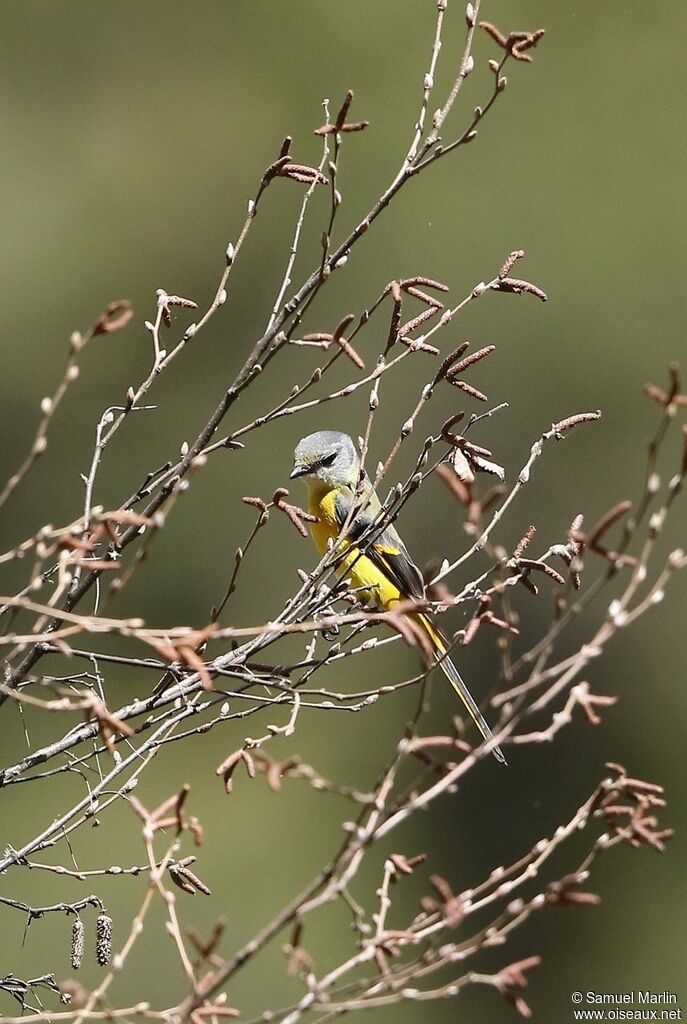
[290,430,360,487]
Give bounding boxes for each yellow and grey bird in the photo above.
[290,430,505,764]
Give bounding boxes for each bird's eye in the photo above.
[321,452,337,467]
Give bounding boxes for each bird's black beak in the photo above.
[290,464,309,479]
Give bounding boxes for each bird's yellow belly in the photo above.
[307,492,400,610]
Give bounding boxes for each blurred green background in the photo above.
[1,2,685,1021]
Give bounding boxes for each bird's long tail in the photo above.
[415,613,506,765]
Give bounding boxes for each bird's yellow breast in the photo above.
[306,483,401,609]
[307,485,340,554]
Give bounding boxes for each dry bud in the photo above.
[513,525,536,559]
[92,300,134,337]
[495,276,547,301]
[388,852,427,879]
[552,410,602,437]
[499,249,525,278]
[448,379,488,402]
[471,454,505,479]
[452,449,475,483]
[447,344,495,376]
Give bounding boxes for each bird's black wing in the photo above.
[334,491,425,601]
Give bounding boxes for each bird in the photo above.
[290,430,505,764]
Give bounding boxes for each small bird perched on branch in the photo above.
[291,430,505,764]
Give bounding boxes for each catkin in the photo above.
[70,918,84,970]
[95,913,113,966]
